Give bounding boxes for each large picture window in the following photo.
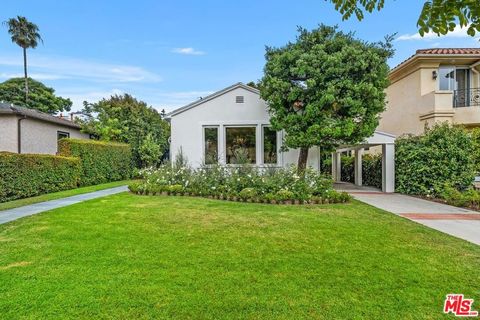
[204,127,218,164]
[263,126,277,164]
[225,127,256,164]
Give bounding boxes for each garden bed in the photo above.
[129,164,351,205]
[128,188,349,205]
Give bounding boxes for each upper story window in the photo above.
[438,67,470,91]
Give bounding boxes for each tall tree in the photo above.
[0,78,72,114]
[3,16,42,104]
[78,94,170,167]
[327,0,480,36]
[260,25,393,172]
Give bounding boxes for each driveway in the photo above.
[335,182,480,245]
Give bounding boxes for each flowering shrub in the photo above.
[130,164,350,204]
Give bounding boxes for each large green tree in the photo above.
[79,94,170,167]
[3,16,42,104]
[328,0,480,36]
[260,25,393,171]
[0,78,72,114]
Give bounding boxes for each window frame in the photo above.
[202,125,219,165]
[261,125,278,165]
[224,125,257,165]
[57,131,70,140]
[438,66,472,91]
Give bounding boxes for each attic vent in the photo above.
[235,96,244,103]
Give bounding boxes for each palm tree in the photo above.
[3,16,42,105]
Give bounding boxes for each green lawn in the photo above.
[0,194,479,319]
[0,180,133,211]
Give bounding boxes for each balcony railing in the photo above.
[454,88,480,108]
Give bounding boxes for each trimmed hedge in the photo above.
[58,139,132,186]
[0,152,81,203]
[396,124,476,196]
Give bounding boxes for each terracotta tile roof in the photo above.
[391,48,480,74]
[416,48,480,55]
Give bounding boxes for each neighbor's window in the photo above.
[204,127,218,164]
[57,131,70,140]
[263,126,277,164]
[438,67,456,90]
[226,127,256,164]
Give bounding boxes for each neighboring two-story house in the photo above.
[378,48,480,135]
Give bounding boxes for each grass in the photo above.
[0,180,133,211]
[0,194,479,319]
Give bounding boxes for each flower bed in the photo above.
[128,164,351,205]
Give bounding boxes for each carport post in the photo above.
[331,152,341,182]
[354,148,363,186]
[382,143,395,193]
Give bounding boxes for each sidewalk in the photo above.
[0,186,128,225]
[336,183,480,245]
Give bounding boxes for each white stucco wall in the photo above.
[0,115,89,155]
[170,86,320,169]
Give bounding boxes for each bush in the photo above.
[59,138,132,186]
[396,123,476,196]
[0,152,80,202]
[239,188,257,200]
[130,164,348,204]
[340,154,382,189]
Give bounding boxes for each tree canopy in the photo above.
[259,25,393,170]
[328,0,480,36]
[0,78,72,114]
[78,94,170,168]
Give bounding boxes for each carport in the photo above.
[331,131,396,193]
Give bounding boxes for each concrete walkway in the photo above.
[0,186,128,225]
[335,182,480,245]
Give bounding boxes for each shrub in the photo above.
[275,189,294,201]
[340,154,382,189]
[131,164,348,204]
[395,123,476,196]
[0,152,80,202]
[58,138,132,186]
[239,188,257,200]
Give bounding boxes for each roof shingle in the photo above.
[416,48,480,55]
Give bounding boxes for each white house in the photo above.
[167,83,321,169]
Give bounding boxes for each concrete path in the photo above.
[0,186,128,225]
[335,182,480,245]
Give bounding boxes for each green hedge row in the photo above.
[58,138,132,186]
[0,152,81,202]
[396,124,476,196]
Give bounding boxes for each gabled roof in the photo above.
[0,102,81,129]
[166,82,260,118]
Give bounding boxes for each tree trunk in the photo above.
[23,47,28,105]
[297,147,309,174]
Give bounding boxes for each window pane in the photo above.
[263,127,277,164]
[226,127,256,164]
[439,67,455,90]
[204,127,218,164]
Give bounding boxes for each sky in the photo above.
[1,0,479,113]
